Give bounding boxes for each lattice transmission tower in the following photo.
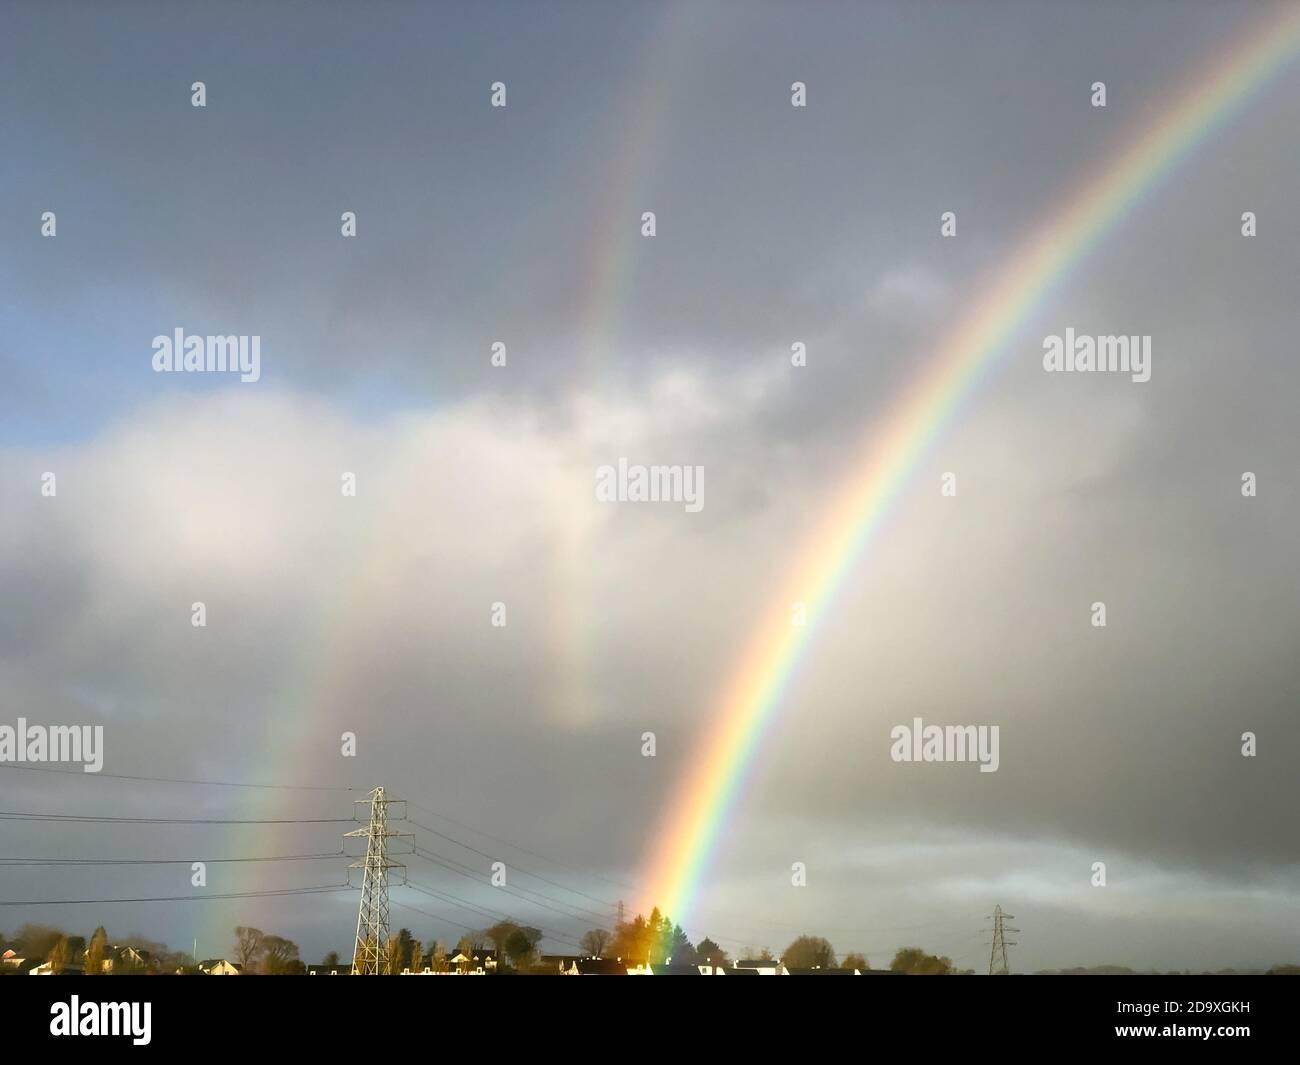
[987,904,1019,975]
[344,787,410,974]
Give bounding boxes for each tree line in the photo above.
[0,923,184,974]
[326,907,970,974]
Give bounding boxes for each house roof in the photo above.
[33,960,85,974]
[576,958,627,975]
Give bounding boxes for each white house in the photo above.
[445,950,496,974]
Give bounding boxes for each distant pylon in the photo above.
[345,787,411,975]
[987,904,1019,975]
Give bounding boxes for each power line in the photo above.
[398,796,959,951]
[403,880,509,924]
[2,771,1006,963]
[0,884,353,906]
[0,762,357,792]
[396,880,589,953]
[0,850,345,867]
[401,797,637,894]
[402,869,594,946]
[388,895,486,935]
[400,831,760,954]
[409,845,613,925]
[401,851,616,951]
[401,813,615,908]
[0,810,354,825]
[406,876,592,949]
[5,771,632,920]
[0,764,608,901]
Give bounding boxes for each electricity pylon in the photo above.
[987,904,1019,975]
[344,787,411,974]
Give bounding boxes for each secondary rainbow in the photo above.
[644,10,1300,929]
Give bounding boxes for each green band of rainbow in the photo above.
[645,8,1300,929]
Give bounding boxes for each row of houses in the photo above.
[308,949,501,976]
[3,945,154,976]
[385,955,897,976]
[5,946,499,977]
[214,951,896,976]
[538,957,900,976]
[5,945,899,977]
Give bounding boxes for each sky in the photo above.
[1,0,1298,972]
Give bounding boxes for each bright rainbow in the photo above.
[645,9,1300,929]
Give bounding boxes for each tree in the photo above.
[890,946,955,975]
[85,927,109,975]
[48,936,71,974]
[321,950,340,968]
[842,952,869,971]
[580,928,611,958]
[483,921,517,960]
[260,935,300,975]
[15,924,66,959]
[390,928,415,972]
[482,921,541,969]
[234,927,265,972]
[503,927,539,970]
[603,908,695,967]
[384,936,404,975]
[695,937,731,967]
[665,924,696,966]
[783,935,836,969]
[646,908,669,963]
[609,914,649,962]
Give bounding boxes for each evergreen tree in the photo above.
[85,926,109,975]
